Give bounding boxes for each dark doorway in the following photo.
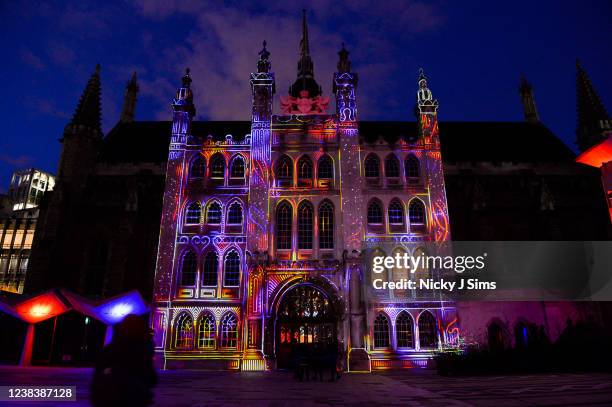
[275,284,337,369]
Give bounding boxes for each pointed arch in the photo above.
[227,201,243,225]
[229,154,246,179]
[418,310,438,349]
[388,198,405,225]
[189,155,206,178]
[209,153,226,179]
[276,200,293,250]
[405,154,420,179]
[408,198,426,226]
[184,201,202,225]
[318,200,334,249]
[197,312,216,349]
[367,199,384,225]
[373,312,391,348]
[180,250,197,286]
[297,200,314,249]
[201,251,218,287]
[223,249,241,287]
[219,312,239,349]
[206,200,222,225]
[384,154,400,178]
[364,153,380,178]
[297,155,313,181]
[396,311,415,348]
[276,154,293,180]
[317,154,333,179]
[174,312,194,349]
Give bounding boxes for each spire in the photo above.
[518,74,540,122]
[337,42,351,73]
[416,68,438,114]
[257,40,271,73]
[576,59,611,151]
[289,9,321,98]
[173,68,195,117]
[120,71,139,123]
[70,64,102,132]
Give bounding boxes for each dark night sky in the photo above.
[1,1,611,191]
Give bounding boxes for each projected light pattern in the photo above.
[150,37,457,371]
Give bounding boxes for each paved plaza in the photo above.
[0,366,611,406]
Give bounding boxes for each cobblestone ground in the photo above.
[0,366,611,406]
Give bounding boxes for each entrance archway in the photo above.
[275,284,338,369]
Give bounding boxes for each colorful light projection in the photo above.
[13,290,70,324]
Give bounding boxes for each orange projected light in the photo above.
[576,136,612,168]
[14,292,69,324]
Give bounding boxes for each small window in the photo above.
[276,201,292,250]
[367,200,383,225]
[276,155,293,180]
[190,156,206,178]
[297,156,313,181]
[297,201,313,250]
[197,313,215,349]
[219,313,238,349]
[374,313,390,348]
[408,199,426,225]
[174,313,194,349]
[223,250,240,287]
[230,156,245,178]
[388,199,404,225]
[210,154,225,179]
[418,311,438,348]
[180,251,197,286]
[364,154,380,178]
[396,311,414,348]
[317,155,333,179]
[227,202,243,225]
[405,155,420,179]
[385,155,400,178]
[185,202,201,225]
[318,200,334,249]
[202,252,218,286]
[207,202,222,225]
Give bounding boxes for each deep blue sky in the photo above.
[1,1,611,191]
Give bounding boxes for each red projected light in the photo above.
[576,135,612,168]
[14,292,69,324]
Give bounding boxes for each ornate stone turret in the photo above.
[119,72,139,123]
[333,43,358,123]
[519,75,540,123]
[576,59,611,152]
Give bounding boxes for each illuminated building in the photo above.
[0,169,54,294]
[23,12,611,370]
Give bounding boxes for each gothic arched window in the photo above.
[174,312,194,349]
[185,202,201,225]
[202,251,218,287]
[405,155,420,179]
[396,311,414,348]
[317,155,333,179]
[418,311,438,348]
[230,155,245,179]
[190,156,206,178]
[227,202,242,225]
[364,154,380,178]
[197,312,215,349]
[276,155,293,180]
[373,313,390,348]
[318,200,334,249]
[297,201,313,250]
[385,154,400,178]
[180,251,197,286]
[219,312,238,349]
[276,201,292,250]
[408,199,426,226]
[367,200,383,225]
[223,250,240,287]
[210,154,225,179]
[206,201,222,225]
[297,156,313,181]
[388,199,405,225]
